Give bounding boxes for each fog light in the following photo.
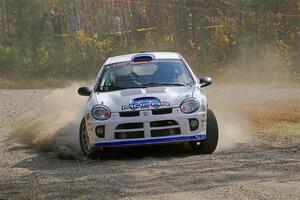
[189,119,199,131]
[96,126,105,138]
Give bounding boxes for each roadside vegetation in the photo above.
[0,0,299,88]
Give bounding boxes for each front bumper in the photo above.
[94,134,207,147]
[86,108,207,148]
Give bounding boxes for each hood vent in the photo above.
[131,54,155,62]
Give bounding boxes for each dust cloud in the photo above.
[214,46,298,86]
[207,47,299,150]
[9,84,86,159]
[209,96,251,151]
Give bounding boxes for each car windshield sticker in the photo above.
[122,97,170,110]
[107,62,131,68]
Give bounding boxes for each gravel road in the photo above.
[0,86,299,199]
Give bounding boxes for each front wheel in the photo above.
[79,118,99,159]
[189,109,219,154]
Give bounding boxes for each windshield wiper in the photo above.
[99,85,146,92]
[142,83,187,87]
[98,83,187,92]
[127,86,147,89]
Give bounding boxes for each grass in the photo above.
[273,122,300,136]
[257,122,300,145]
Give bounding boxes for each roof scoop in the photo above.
[131,54,155,62]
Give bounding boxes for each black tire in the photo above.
[190,109,219,154]
[79,118,99,159]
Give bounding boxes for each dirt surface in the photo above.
[0,86,299,199]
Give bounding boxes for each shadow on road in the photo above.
[6,144,299,199]
[12,143,200,170]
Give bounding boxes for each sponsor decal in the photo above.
[122,97,170,110]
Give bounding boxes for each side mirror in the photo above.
[78,87,91,96]
[199,76,212,88]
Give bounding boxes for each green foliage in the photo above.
[0,0,299,85]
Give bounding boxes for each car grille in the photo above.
[152,108,173,115]
[116,123,143,129]
[119,111,140,117]
[150,120,178,127]
[119,108,173,117]
[151,128,180,137]
[115,123,144,139]
[150,120,180,137]
[114,120,181,139]
[115,131,144,139]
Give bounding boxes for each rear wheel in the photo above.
[190,109,219,154]
[79,118,99,159]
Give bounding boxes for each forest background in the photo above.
[0,0,299,88]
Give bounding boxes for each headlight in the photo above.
[92,105,111,120]
[180,98,200,114]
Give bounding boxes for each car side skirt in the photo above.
[93,134,207,147]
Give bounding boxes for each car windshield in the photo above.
[96,59,194,92]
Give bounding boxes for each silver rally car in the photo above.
[78,52,218,158]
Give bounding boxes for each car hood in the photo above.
[94,86,195,112]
